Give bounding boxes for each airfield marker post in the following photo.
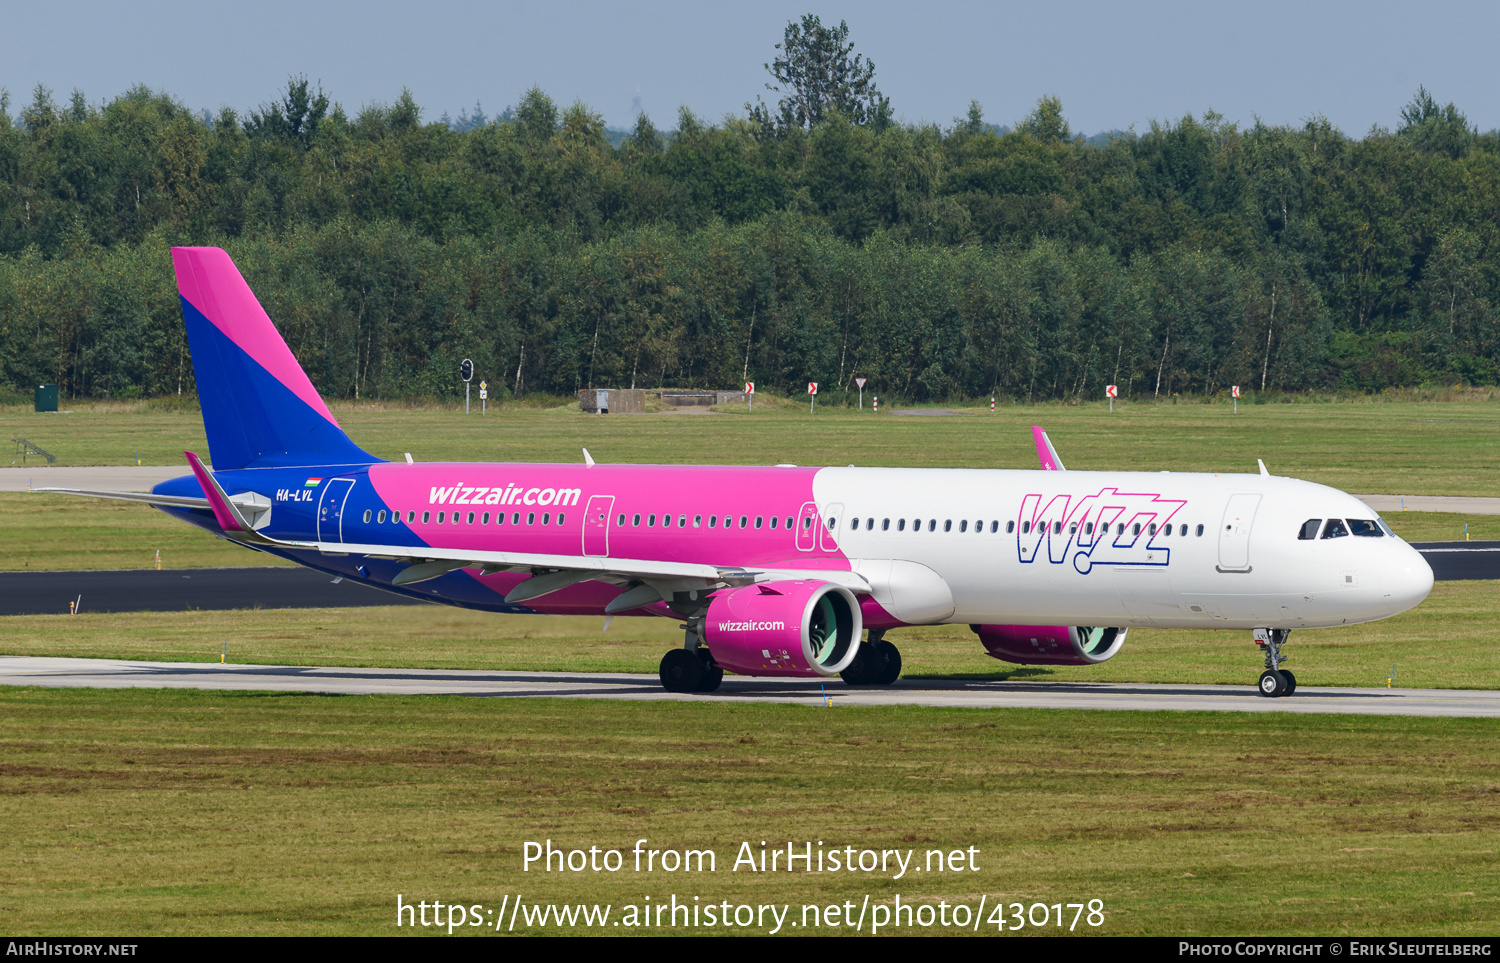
[1232,385,1240,414]
[991,396,995,413]
[1106,384,1118,412]
[745,381,754,413]
[461,358,474,414]
[808,382,818,413]
[855,377,866,409]
[480,381,488,416]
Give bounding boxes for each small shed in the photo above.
[578,388,645,414]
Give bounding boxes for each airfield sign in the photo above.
[1106,384,1118,413]
[855,377,867,410]
[808,381,818,414]
[462,359,474,414]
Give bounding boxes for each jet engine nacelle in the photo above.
[704,580,862,678]
[971,624,1127,666]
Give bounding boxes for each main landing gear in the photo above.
[839,630,902,686]
[659,624,723,694]
[1253,628,1297,698]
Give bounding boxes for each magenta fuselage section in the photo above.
[362,462,853,615]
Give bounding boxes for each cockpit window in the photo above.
[1348,519,1384,537]
[1378,519,1396,538]
[1298,519,1321,540]
[1321,519,1349,539]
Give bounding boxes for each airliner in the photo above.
[40,247,1435,698]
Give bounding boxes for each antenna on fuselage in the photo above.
[583,448,596,468]
[404,453,414,465]
[1258,459,1270,477]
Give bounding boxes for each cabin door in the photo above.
[583,495,615,557]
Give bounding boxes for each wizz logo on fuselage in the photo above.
[1017,488,1187,574]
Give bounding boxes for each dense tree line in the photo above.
[1,75,1497,402]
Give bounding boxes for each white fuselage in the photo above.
[812,468,1434,630]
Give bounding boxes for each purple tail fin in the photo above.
[173,247,377,470]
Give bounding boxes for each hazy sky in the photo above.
[8,1,1498,136]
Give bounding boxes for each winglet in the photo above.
[184,451,245,533]
[1031,426,1066,471]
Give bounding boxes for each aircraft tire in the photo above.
[839,647,876,685]
[875,641,902,685]
[696,650,724,692]
[1257,669,1287,698]
[660,649,704,693]
[1281,670,1297,696]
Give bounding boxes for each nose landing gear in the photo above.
[1253,628,1296,697]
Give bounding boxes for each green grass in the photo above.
[2,687,1497,936]
[4,578,1496,689]
[0,493,293,571]
[9,396,1500,494]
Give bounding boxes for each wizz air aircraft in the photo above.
[42,248,1435,698]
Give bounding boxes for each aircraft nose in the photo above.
[1386,544,1435,614]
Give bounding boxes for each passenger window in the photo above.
[1053,521,1062,534]
[633,513,641,526]
[527,512,535,525]
[769,516,777,530]
[1069,522,1077,535]
[755,516,763,529]
[694,515,702,528]
[496,511,505,525]
[617,514,626,526]
[481,512,489,525]
[1148,523,1156,535]
[557,513,565,525]
[377,510,386,523]
[1298,519,1321,540]
[1021,521,1030,534]
[827,517,837,530]
[990,521,999,533]
[542,512,550,525]
[363,510,372,523]
[882,518,890,531]
[422,511,431,524]
[786,517,793,530]
[898,519,906,532]
[944,520,952,532]
[649,514,657,527]
[407,511,415,523]
[709,515,718,528]
[1349,519,1383,537]
[850,518,860,530]
[1085,522,1094,535]
[741,516,749,529]
[467,512,475,524]
[512,512,521,525]
[1195,524,1203,536]
[803,516,812,530]
[1321,519,1349,539]
[960,520,968,533]
[437,512,446,524]
[1007,521,1015,534]
[1179,524,1187,536]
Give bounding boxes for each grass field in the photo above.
[2,578,1494,689]
[8,396,1500,494]
[2,686,1497,936]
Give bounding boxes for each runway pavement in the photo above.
[1,655,1495,717]
[0,566,425,615]
[0,465,186,492]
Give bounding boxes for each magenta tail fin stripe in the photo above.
[172,247,341,428]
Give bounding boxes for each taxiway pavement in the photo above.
[1,656,1495,718]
